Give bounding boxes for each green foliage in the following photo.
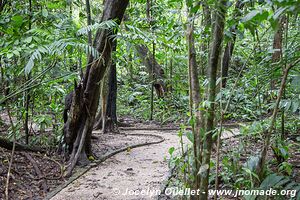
[243,173,300,200]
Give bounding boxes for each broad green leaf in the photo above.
[273,7,287,20]
[260,174,285,189]
[191,4,200,14]
[244,156,259,171]
[168,147,175,155]
[7,53,13,59]
[198,164,209,175]
[42,9,49,18]
[186,131,194,143]
[11,15,23,27]
[25,59,34,75]
[24,36,33,44]
[12,50,20,57]
[242,10,260,22]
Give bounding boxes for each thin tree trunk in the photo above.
[199,1,227,199]
[258,58,300,179]
[281,15,289,139]
[85,0,92,46]
[200,2,211,77]
[169,57,173,92]
[186,3,202,197]
[5,106,16,200]
[270,17,284,90]
[221,0,244,88]
[25,0,33,144]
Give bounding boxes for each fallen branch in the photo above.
[118,123,243,131]
[0,137,45,153]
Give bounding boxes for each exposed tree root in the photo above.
[118,123,243,131]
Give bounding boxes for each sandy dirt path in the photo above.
[51,130,187,200]
[50,127,239,200]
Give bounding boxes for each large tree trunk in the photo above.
[93,41,118,133]
[199,0,227,199]
[64,0,129,177]
[221,0,244,88]
[135,44,166,97]
[103,62,118,133]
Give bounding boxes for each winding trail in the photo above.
[50,128,239,200]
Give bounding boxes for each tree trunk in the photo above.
[270,17,284,90]
[257,58,300,179]
[200,2,211,77]
[24,0,33,145]
[64,0,129,176]
[199,1,227,199]
[103,61,118,133]
[93,43,118,133]
[186,3,202,197]
[135,44,166,97]
[221,0,244,88]
[85,0,92,46]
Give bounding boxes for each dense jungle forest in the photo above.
[0,0,300,199]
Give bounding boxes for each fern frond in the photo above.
[77,20,118,36]
[24,38,100,75]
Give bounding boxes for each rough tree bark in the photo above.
[186,2,202,197]
[200,2,211,77]
[135,44,166,97]
[221,0,244,88]
[199,0,227,199]
[103,61,118,133]
[64,0,129,177]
